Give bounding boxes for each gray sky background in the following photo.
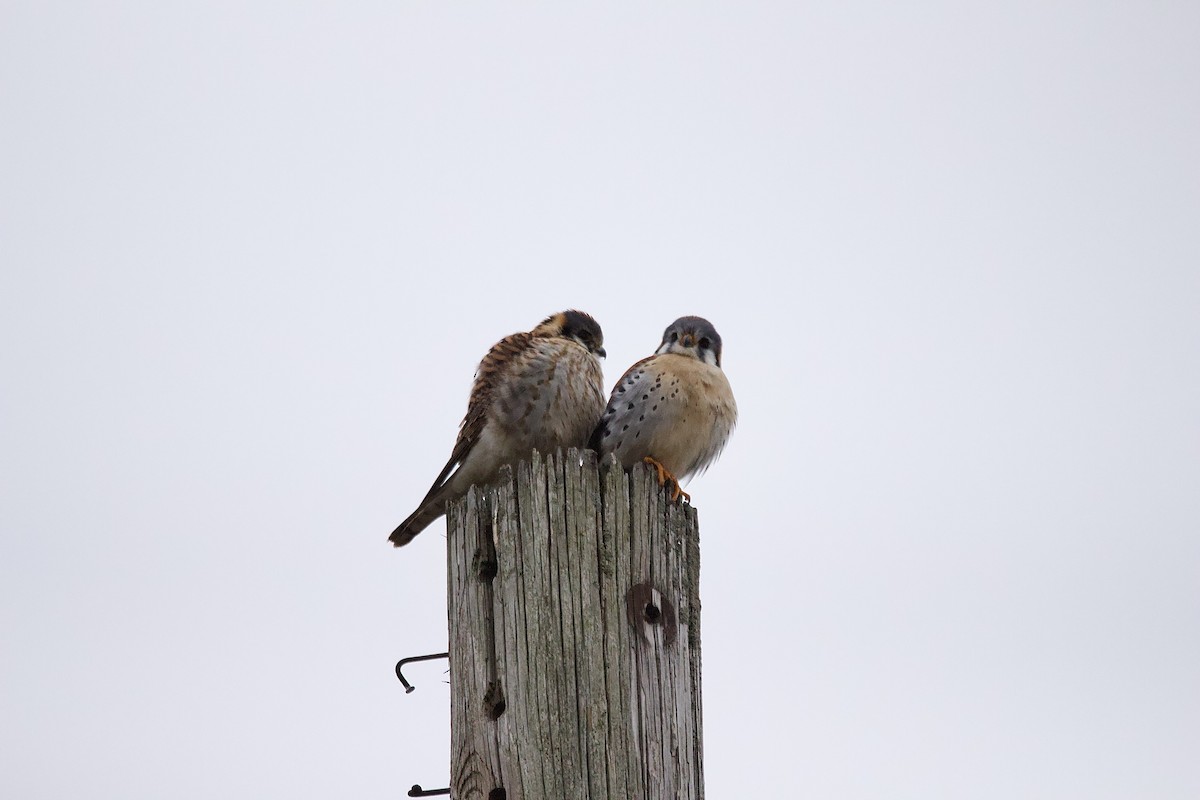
[2,3,1198,798]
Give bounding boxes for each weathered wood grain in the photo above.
[446,449,704,800]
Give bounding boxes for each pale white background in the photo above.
[2,3,1198,798]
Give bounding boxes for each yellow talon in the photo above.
[642,456,690,504]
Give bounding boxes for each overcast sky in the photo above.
[2,3,1198,798]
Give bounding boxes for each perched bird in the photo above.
[390,310,607,547]
[590,316,737,502]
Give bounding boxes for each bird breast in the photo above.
[600,353,737,480]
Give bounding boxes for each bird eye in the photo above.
[699,337,712,349]
[669,331,679,343]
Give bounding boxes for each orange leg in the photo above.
[642,456,691,504]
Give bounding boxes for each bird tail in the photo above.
[388,495,448,547]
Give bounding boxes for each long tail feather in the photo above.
[388,495,448,547]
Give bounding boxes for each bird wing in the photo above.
[414,331,534,508]
[588,354,660,451]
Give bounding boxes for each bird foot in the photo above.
[642,457,691,504]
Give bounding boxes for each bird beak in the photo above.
[596,347,606,358]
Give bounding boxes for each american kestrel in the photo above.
[390,310,607,547]
[590,316,737,502]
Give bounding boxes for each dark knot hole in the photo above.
[477,558,498,582]
[644,603,662,623]
[483,680,506,720]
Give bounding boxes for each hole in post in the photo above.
[483,680,506,720]
[626,582,678,646]
[488,698,506,719]
[472,542,497,582]
[488,790,507,800]
[477,557,497,582]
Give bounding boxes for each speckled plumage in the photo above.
[390,310,606,547]
[590,316,737,487]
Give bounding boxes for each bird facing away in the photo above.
[590,316,737,502]
[390,310,607,547]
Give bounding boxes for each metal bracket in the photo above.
[396,650,452,795]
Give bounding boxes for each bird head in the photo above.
[655,316,723,367]
[536,309,606,358]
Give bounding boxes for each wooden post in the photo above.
[446,449,704,800]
